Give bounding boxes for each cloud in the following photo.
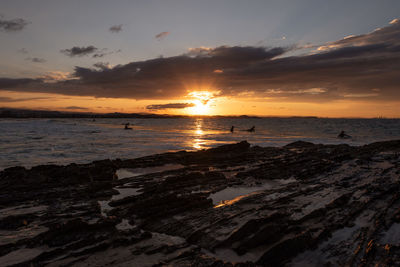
[342,93,380,98]
[60,47,120,58]
[25,57,46,63]
[39,71,71,82]
[92,49,109,58]
[60,45,287,99]
[266,88,327,95]
[92,49,121,58]
[0,17,29,32]
[146,103,195,110]
[187,46,213,56]
[155,31,170,40]
[64,106,89,110]
[0,96,52,102]
[93,62,112,70]
[17,48,28,54]
[0,78,40,89]
[109,24,123,33]
[60,46,98,57]
[317,18,400,51]
[1,19,400,103]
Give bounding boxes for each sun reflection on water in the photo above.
[195,128,203,136]
[187,118,231,150]
[193,119,204,150]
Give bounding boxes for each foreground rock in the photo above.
[0,140,400,266]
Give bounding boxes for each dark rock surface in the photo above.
[0,140,400,266]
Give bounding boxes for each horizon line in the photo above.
[0,107,398,120]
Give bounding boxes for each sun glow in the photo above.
[190,99,210,115]
[187,91,214,115]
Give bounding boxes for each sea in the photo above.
[1,117,399,170]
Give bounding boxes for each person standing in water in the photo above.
[230,126,235,133]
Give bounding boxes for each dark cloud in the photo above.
[219,20,400,101]
[25,57,46,63]
[92,51,107,58]
[0,96,52,102]
[60,46,98,57]
[59,45,287,99]
[1,19,400,103]
[109,24,123,33]
[92,49,121,58]
[0,78,40,89]
[64,106,88,110]
[155,31,170,40]
[147,103,195,110]
[0,17,29,32]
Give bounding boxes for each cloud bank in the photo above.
[1,19,400,103]
[0,96,52,102]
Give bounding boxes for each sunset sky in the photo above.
[1,0,400,117]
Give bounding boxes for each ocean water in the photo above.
[0,117,399,170]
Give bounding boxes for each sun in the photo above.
[187,91,213,115]
[190,99,210,115]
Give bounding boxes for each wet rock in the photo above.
[111,192,212,220]
[161,171,226,191]
[285,140,316,148]
[1,140,400,266]
[0,214,37,230]
[34,218,115,247]
[206,141,251,154]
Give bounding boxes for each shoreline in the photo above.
[1,140,400,266]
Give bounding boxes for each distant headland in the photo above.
[0,108,264,119]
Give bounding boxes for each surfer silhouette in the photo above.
[337,130,350,139]
[124,123,132,130]
[246,126,255,132]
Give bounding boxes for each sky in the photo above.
[0,0,400,117]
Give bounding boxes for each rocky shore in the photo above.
[1,140,400,266]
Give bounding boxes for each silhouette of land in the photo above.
[0,108,264,119]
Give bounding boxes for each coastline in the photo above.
[1,140,400,266]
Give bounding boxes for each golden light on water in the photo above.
[195,124,203,136]
[192,118,204,149]
[193,138,203,149]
